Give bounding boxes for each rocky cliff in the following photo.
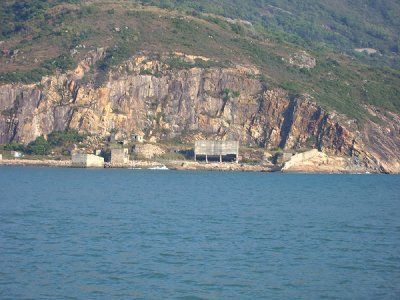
[1,52,399,173]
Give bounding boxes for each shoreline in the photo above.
[110,160,278,172]
[0,158,276,172]
[0,159,72,168]
[0,158,386,174]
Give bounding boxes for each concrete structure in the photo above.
[132,133,144,143]
[194,140,239,163]
[111,148,129,164]
[71,153,104,168]
[11,151,22,158]
[109,132,128,145]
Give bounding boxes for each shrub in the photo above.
[159,152,186,161]
[27,136,51,155]
[4,142,25,152]
[232,90,240,98]
[230,23,245,36]
[47,130,86,147]
[139,68,152,75]
[79,5,99,17]
[165,57,193,69]
[97,44,135,71]
[0,54,75,83]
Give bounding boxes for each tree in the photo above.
[27,136,51,155]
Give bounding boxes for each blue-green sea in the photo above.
[0,166,399,299]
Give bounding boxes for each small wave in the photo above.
[148,165,169,170]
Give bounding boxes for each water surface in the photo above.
[0,167,399,299]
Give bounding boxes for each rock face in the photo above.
[0,54,399,173]
[281,149,363,173]
[133,143,165,159]
[287,51,316,69]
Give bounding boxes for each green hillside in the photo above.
[0,0,399,121]
[144,0,400,64]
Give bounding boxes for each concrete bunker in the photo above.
[111,148,129,164]
[132,133,144,143]
[71,153,104,168]
[194,140,239,163]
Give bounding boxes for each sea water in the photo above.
[0,167,399,299]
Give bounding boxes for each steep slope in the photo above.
[1,52,399,172]
[143,0,400,67]
[0,1,399,173]
[0,1,399,119]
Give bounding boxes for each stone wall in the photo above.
[111,148,129,164]
[133,143,165,159]
[71,154,104,168]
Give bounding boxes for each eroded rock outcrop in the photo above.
[281,149,364,173]
[286,51,316,69]
[0,53,399,173]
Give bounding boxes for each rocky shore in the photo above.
[0,157,274,172]
[107,160,277,172]
[0,154,382,173]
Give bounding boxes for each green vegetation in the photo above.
[47,130,86,147]
[240,157,261,165]
[143,0,400,67]
[0,0,399,122]
[97,37,137,71]
[26,136,51,155]
[221,88,241,101]
[158,152,187,161]
[0,54,75,83]
[3,130,87,156]
[139,68,153,75]
[4,142,25,152]
[1,0,399,66]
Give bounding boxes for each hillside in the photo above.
[0,0,399,172]
[0,0,399,119]
[145,0,400,66]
